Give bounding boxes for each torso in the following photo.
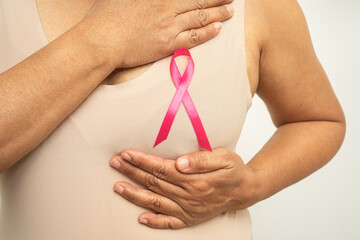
[35,0,260,96]
[1,1,254,239]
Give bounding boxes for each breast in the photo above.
[1,0,253,239]
[67,44,250,158]
[1,44,251,240]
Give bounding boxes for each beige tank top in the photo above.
[0,0,253,239]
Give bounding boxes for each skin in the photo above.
[0,0,234,171]
[0,0,345,231]
[109,0,346,229]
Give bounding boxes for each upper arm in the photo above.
[256,0,345,127]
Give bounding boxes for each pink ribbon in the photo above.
[153,48,212,151]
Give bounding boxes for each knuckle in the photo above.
[157,17,171,32]
[195,0,208,9]
[144,174,160,191]
[222,148,235,169]
[187,178,209,193]
[165,218,175,229]
[195,152,210,170]
[152,164,168,179]
[148,196,162,211]
[156,31,172,49]
[186,199,205,211]
[189,29,199,44]
[186,199,205,215]
[167,27,179,51]
[196,9,208,27]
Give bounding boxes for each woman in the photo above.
[0,0,345,239]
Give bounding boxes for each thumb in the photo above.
[175,148,231,174]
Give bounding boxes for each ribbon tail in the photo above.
[182,91,212,151]
[199,138,213,152]
[153,86,186,148]
[153,105,177,147]
[153,112,173,147]
[153,133,166,148]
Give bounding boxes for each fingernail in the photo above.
[110,158,120,168]
[122,152,131,161]
[226,5,234,14]
[114,185,124,194]
[214,22,222,31]
[139,218,148,224]
[178,158,189,171]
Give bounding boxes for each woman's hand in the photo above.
[109,148,260,229]
[81,0,235,69]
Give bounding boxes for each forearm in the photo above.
[0,20,116,172]
[247,120,346,203]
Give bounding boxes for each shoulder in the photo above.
[244,0,315,94]
[246,0,307,40]
[256,0,311,49]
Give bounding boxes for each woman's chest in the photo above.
[35,0,260,92]
[31,0,254,155]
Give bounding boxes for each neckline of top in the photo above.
[32,0,162,91]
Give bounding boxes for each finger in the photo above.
[110,156,188,200]
[113,181,185,220]
[116,149,185,184]
[138,212,187,229]
[177,0,233,13]
[173,22,222,51]
[175,148,235,173]
[176,4,234,32]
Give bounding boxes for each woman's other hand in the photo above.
[109,148,259,229]
[81,0,235,69]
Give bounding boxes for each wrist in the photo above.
[69,19,120,71]
[228,162,264,211]
[244,163,265,206]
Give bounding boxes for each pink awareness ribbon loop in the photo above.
[153,48,212,151]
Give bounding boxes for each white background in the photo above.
[236,0,360,239]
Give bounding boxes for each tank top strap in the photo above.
[237,0,253,110]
